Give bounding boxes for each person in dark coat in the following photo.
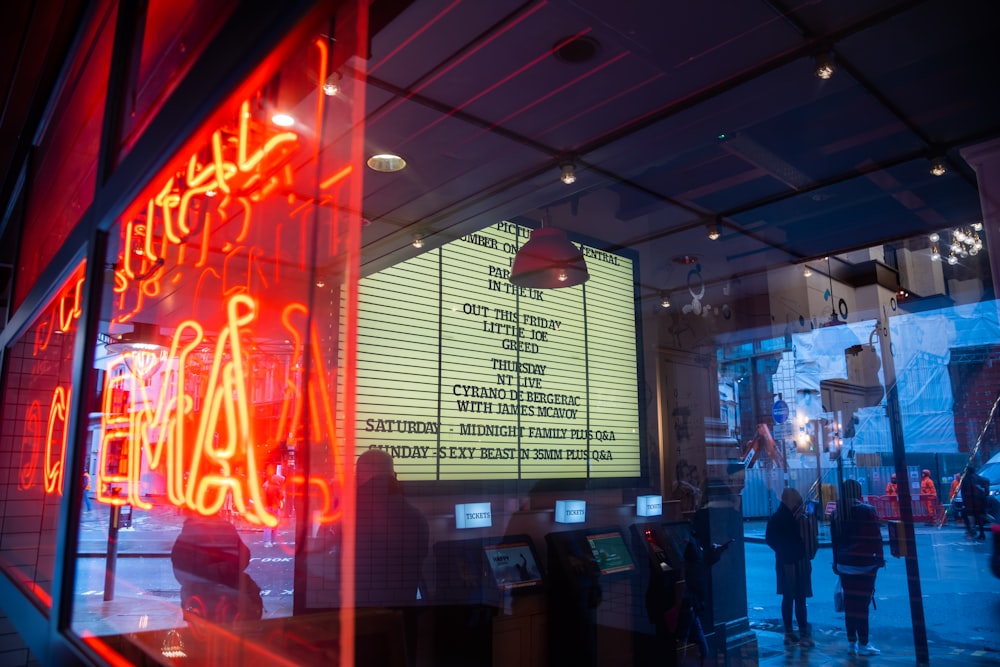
[831,479,884,657]
[961,465,989,541]
[170,513,262,627]
[765,487,817,647]
[354,449,429,666]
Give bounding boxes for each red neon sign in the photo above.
[85,42,355,523]
[96,294,344,525]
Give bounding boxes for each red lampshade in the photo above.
[509,227,589,289]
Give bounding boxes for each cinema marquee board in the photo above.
[354,220,644,482]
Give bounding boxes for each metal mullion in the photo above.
[50,231,109,666]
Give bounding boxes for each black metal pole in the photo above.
[876,311,930,666]
[103,488,121,602]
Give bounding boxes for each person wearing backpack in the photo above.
[961,465,989,542]
[765,488,819,647]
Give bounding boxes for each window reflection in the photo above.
[69,6,365,664]
[0,262,86,608]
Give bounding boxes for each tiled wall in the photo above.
[0,610,38,667]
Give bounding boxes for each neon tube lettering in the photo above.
[44,386,70,495]
[18,401,42,490]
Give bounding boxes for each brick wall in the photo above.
[949,345,1000,455]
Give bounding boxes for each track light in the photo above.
[660,293,671,309]
[412,235,425,249]
[707,220,721,241]
[560,163,577,185]
[930,157,947,176]
[814,52,835,80]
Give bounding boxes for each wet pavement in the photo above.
[745,518,1000,666]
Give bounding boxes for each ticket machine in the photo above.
[431,534,546,666]
[545,526,638,667]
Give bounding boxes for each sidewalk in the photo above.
[746,516,1000,666]
[753,621,998,666]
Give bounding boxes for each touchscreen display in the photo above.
[484,541,544,590]
[585,531,635,575]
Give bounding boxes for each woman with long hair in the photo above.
[831,479,885,656]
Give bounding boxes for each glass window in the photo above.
[115,0,236,164]
[0,261,86,609]
[69,4,367,664]
[25,2,997,665]
[14,1,115,311]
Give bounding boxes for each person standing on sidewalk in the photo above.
[884,473,898,497]
[262,464,286,547]
[961,465,989,541]
[920,469,938,518]
[765,488,818,647]
[948,473,962,523]
[82,471,92,512]
[831,478,885,657]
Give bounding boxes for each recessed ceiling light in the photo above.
[271,112,295,127]
[367,153,407,172]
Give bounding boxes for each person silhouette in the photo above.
[170,511,263,632]
[831,479,885,656]
[765,488,818,647]
[354,449,429,665]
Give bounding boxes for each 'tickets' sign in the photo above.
[455,502,493,529]
[555,499,587,523]
[355,220,643,482]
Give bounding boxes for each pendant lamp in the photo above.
[509,225,589,289]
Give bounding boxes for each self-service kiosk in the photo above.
[545,526,638,667]
[630,521,728,666]
[431,534,546,666]
[630,522,685,667]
